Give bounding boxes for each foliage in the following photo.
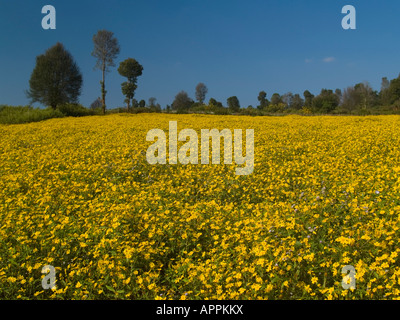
[303,90,314,108]
[291,94,304,110]
[270,93,282,106]
[0,105,64,124]
[264,102,286,113]
[118,58,143,110]
[227,96,240,112]
[172,91,193,112]
[312,89,340,114]
[26,43,83,110]
[341,82,377,112]
[257,91,269,110]
[208,98,224,109]
[58,103,99,117]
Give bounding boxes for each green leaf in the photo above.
[106,285,116,292]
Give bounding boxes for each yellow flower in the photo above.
[7,277,17,283]
[251,284,262,291]
[311,277,318,284]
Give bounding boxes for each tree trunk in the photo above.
[102,64,106,115]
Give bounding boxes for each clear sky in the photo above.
[1,0,400,109]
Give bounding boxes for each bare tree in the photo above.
[92,30,120,114]
[195,83,208,104]
[148,97,157,107]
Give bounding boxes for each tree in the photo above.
[380,77,391,106]
[381,77,390,91]
[138,100,146,108]
[172,91,193,112]
[26,42,82,109]
[341,86,359,112]
[387,76,400,105]
[281,92,293,108]
[209,98,223,109]
[148,97,157,107]
[90,97,102,110]
[303,90,314,107]
[270,93,282,105]
[195,83,208,104]
[131,98,138,108]
[92,30,120,114]
[335,88,342,105]
[354,82,377,110]
[290,94,304,110]
[118,58,143,110]
[227,96,240,112]
[342,82,377,112]
[312,89,339,113]
[257,91,269,110]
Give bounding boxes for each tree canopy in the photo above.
[118,58,143,110]
[172,91,193,112]
[26,42,82,109]
[227,96,240,112]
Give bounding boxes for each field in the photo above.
[1,113,400,299]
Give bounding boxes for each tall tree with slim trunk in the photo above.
[195,83,208,104]
[92,30,120,114]
[117,58,143,111]
[257,91,268,110]
[26,42,82,109]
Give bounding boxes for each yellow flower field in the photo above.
[1,113,400,299]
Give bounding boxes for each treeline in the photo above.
[111,76,400,116]
[3,27,400,124]
[142,76,400,116]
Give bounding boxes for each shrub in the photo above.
[0,105,64,124]
[240,107,260,116]
[213,107,230,115]
[58,103,97,117]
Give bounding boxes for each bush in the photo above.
[0,105,64,124]
[106,107,126,114]
[213,107,230,115]
[130,107,152,114]
[355,108,371,116]
[58,103,98,117]
[240,107,260,116]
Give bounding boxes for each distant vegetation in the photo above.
[0,104,100,125]
[2,28,400,125]
[0,106,64,124]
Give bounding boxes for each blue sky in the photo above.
[1,0,400,109]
